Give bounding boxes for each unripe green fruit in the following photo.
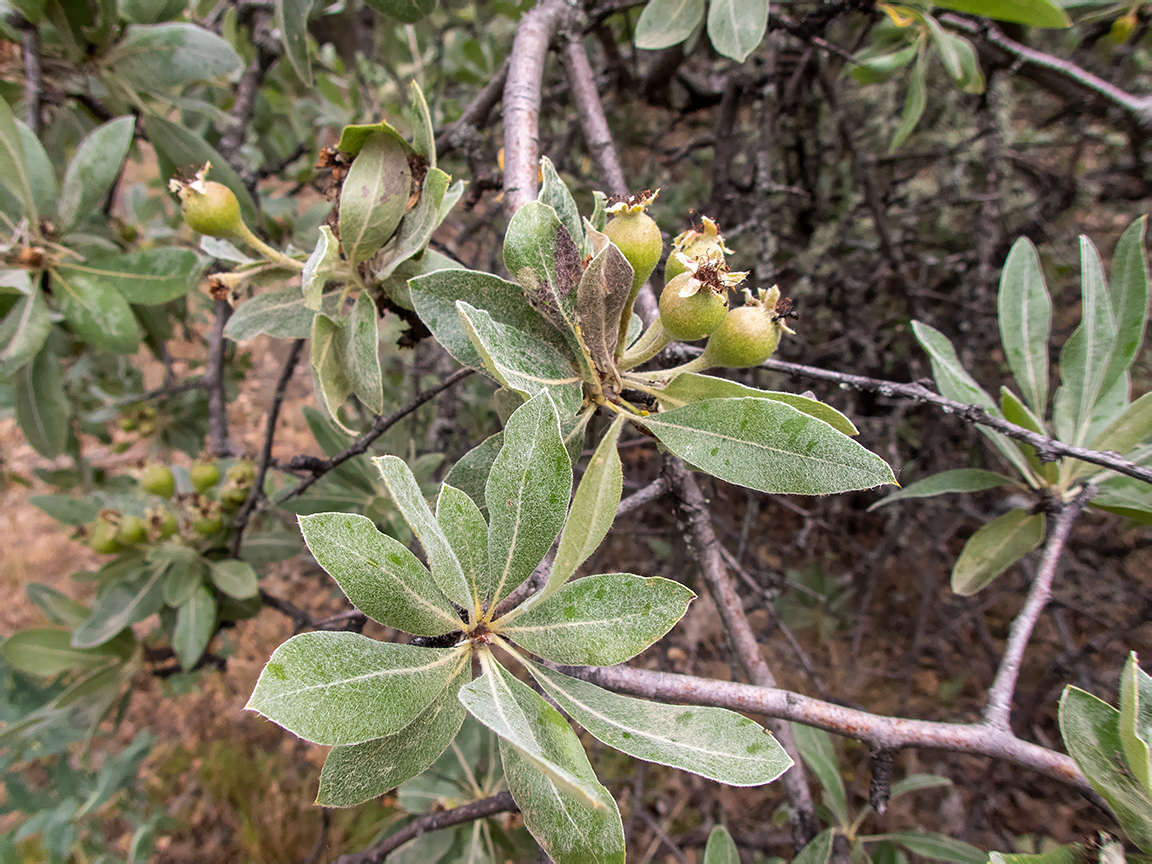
[140,464,175,498]
[701,305,783,369]
[190,462,221,493]
[659,273,729,342]
[178,180,244,239]
[149,508,179,540]
[604,210,663,292]
[193,513,223,535]
[221,483,250,510]
[88,520,121,554]
[116,514,147,545]
[119,416,138,432]
[226,461,256,486]
[666,217,730,283]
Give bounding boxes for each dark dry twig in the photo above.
[21,21,42,138]
[206,299,233,456]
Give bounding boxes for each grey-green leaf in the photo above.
[1,629,124,676]
[0,95,36,219]
[793,724,848,825]
[444,432,504,514]
[375,168,451,281]
[704,825,740,864]
[340,290,384,415]
[503,201,583,350]
[635,0,704,49]
[105,23,242,91]
[52,268,141,353]
[1101,216,1149,399]
[1119,652,1152,793]
[317,660,468,807]
[457,301,584,418]
[868,833,987,864]
[300,512,460,636]
[374,455,473,612]
[930,0,1070,28]
[0,285,51,379]
[58,248,204,305]
[868,469,1017,511]
[57,116,136,231]
[707,0,768,62]
[310,313,352,431]
[577,223,633,378]
[72,564,166,648]
[890,49,927,153]
[500,573,693,666]
[275,0,313,85]
[547,415,625,595]
[436,485,490,616]
[1052,237,1117,445]
[526,661,791,786]
[15,346,69,459]
[795,829,835,864]
[339,131,413,264]
[174,585,216,670]
[998,237,1051,416]
[484,392,573,607]
[225,287,339,341]
[208,559,259,600]
[539,157,585,257]
[640,398,895,495]
[951,508,1045,596]
[16,122,55,217]
[302,225,341,311]
[655,373,859,436]
[246,633,468,745]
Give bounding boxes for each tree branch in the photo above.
[206,298,233,457]
[277,368,474,503]
[436,59,510,157]
[218,10,281,170]
[983,486,1096,730]
[560,663,1095,796]
[21,21,42,138]
[229,338,304,556]
[560,29,628,197]
[335,791,517,864]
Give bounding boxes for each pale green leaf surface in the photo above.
[335,119,412,157]
[409,268,572,372]
[457,301,584,417]
[1,629,124,676]
[106,23,241,90]
[53,269,141,353]
[339,131,412,263]
[59,248,204,305]
[930,0,1069,26]
[301,226,340,310]
[795,829,835,864]
[501,573,693,666]
[247,633,467,745]
[502,201,583,351]
[707,0,768,62]
[299,513,460,635]
[539,157,585,256]
[997,237,1051,415]
[526,661,791,785]
[310,313,352,432]
[924,15,963,80]
[889,774,952,799]
[174,585,215,670]
[26,584,91,627]
[208,559,259,600]
[436,485,490,615]
[374,455,472,611]
[275,0,313,85]
[407,81,435,168]
[57,116,136,231]
[376,168,451,281]
[1119,652,1152,792]
[635,0,704,49]
[0,286,51,379]
[1070,392,1152,482]
[640,398,895,495]
[1101,217,1148,399]
[460,658,606,811]
[484,392,572,607]
[1059,686,1152,850]
[1053,237,1117,445]
[72,564,166,648]
[704,825,739,864]
[868,833,986,864]
[445,432,504,514]
[16,122,56,217]
[989,847,1085,864]
[951,508,1045,596]
[546,416,624,595]
[656,373,858,435]
[163,556,203,607]
[224,287,339,341]
[1000,387,1057,485]
[576,228,633,377]
[793,724,848,825]
[317,660,469,807]
[15,347,69,459]
[890,49,927,152]
[0,95,35,219]
[868,469,1016,511]
[340,291,384,415]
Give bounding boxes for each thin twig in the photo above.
[435,59,511,157]
[560,664,1095,796]
[560,30,628,197]
[21,21,42,138]
[983,486,1096,730]
[206,299,233,457]
[616,476,669,516]
[218,11,281,169]
[336,792,517,864]
[277,368,474,503]
[229,339,304,556]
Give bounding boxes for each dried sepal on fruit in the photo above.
[700,285,796,369]
[664,216,734,283]
[658,252,746,343]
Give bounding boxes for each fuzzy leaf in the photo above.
[500,573,693,665]
[539,157,586,256]
[225,287,339,341]
[640,398,895,494]
[998,237,1052,416]
[1102,216,1149,398]
[301,226,341,311]
[52,268,141,354]
[890,49,927,153]
[444,432,504,515]
[339,131,413,264]
[484,392,572,607]
[106,23,242,90]
[793,724,848,825]
[72,564,166,649]
[868,833,987,864]
[526,661,791,785]
[247,633,467,745]
[174,585,216,670]
[0,95,36,219]
[15,347,69,459]
[1119,652,1152,792]
[310,313,352,431]
[340,291,384,415]
[704,826,740,864]
[275,0,313,85]
[930,0,1069,27]
[577,226,633,379]
[635,0,704,49]
[868,469,1016,511]
[1,629,125,676]
[59,248,204,306]
[57,116,136,231]
[795,830,835,864]
[951,508,1045,596]
[208,559,259,600]
[376,168,451,281]
[436,485,490,615]
[707,0,768,62]
[0,286,51,379]
[299,513,461,636]
[374,455,473,611]
[316,660,468,807]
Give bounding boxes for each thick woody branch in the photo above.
[229,339,304,556]
[983,487,1096,730]
[944,16,1152,130]
[561,664,1094,796]
[335,792,517,864]
[502,0,579,218]
[560,30,628,197]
